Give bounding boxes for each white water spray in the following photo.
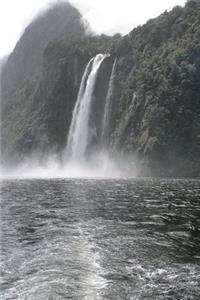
[2,54,138,179]
[66,53,109,162]
[101,58,117,144]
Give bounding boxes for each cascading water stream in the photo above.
[65,57,94,159]
[65,53,108,163]
[101,58,117,144]
[4,54,136,178]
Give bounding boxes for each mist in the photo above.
[2,150,139,180]
[0,0,186,58]
[1,0,199,179]
[1,1,200,299]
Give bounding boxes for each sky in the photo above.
[0,0,186,59]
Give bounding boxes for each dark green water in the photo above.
[1,178,200,299]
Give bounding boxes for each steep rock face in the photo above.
[1,2,87,166]
[40,37,114,156]
[1,0,200,177]
[1,46,87,165]
[110,0,200,177]
[2,2,85,94]
[1,31,113,166]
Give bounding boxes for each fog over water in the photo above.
[1,51,139,180]
[1,2,200,299]
[1,149,138,180]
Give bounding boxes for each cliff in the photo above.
[1,2,87,166]
[111,0,200,176]
[1,0,200,177]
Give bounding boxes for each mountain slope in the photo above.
[110,0,200,176]
[2,2,85,94]
[1,2,87,166]
[1,0,200,177]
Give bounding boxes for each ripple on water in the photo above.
[1,178,200,299]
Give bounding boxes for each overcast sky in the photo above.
[0,0,186,59]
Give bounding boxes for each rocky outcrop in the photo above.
[110,0,200,177]
[1,2,87,166]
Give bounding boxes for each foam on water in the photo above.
[1,177,200,299]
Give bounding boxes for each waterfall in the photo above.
[66,53,108,162]
[101,58,117,144]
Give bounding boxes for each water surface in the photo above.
[1,178,200,299]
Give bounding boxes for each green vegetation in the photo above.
[1,0,200,176]
[110,0,200,176]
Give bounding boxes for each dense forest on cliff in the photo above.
[1,0,200,177]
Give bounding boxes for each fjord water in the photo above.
[1,178,200,299]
